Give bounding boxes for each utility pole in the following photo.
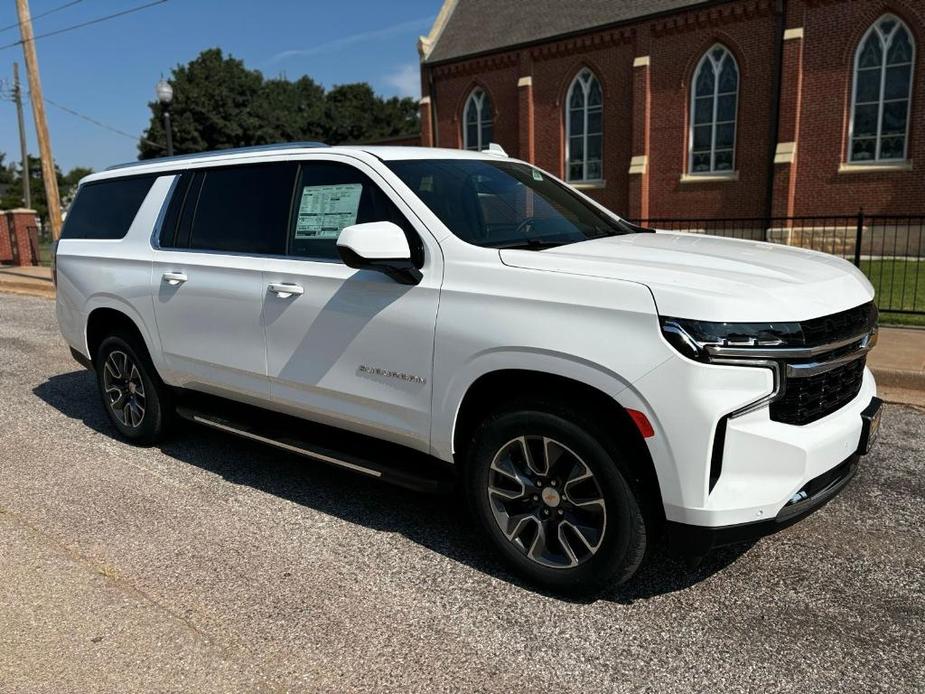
[12,63,31,210]
[16,0,62,239]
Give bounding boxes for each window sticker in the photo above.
[531,168,544,181]
[295,183,363,239]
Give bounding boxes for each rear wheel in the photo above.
[465,404,648,595]
[95,332,172,445]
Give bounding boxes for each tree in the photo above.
[138,48,419,158]
[0,152,92,223]
[252,76,326,144]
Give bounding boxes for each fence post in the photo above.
[853,209,864,267]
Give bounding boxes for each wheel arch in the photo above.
[85,304,156,369]
[451,368,664,520]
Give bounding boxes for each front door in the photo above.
[261,158,441,452]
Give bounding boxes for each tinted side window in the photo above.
[289,162,423,265]
[157,172,193,248]
[189,163,297,255]
[61,175,156,240]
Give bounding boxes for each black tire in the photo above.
[465,402,649,595]
[95,331,173,445]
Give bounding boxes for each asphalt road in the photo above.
[1,292,923,693]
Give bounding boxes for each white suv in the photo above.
[55,143,882,594]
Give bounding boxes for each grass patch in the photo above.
[859,258,925,326]
[37,240,53,267]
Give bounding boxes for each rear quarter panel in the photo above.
[55,175,175,367]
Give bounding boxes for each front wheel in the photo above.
[465,406,648,595]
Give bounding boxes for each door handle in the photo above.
[268,282,304,299]
[162,271,188,286]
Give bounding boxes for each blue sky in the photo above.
[0,0,437,172]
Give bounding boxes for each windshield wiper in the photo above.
[492,238,571,251]
[491,238,565,251]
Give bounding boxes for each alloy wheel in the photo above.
[102,350,146,428]
[487,435,607,568]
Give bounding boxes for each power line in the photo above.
[0,0,85,35]
[43,95,165,149]
[0,88,164,151]
[0,0,168,50]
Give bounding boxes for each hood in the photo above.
[499,231,875,322]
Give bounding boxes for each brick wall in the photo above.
[420,0,925,219]
[790,0,925,215]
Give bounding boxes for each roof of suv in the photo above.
[88,143,511,184]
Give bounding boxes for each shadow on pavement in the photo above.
[34,369,753,604]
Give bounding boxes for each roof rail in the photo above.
[105,141,329,171]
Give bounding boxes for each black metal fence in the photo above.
[634,212,925,318]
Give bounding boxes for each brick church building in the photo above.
[415,0,924,220]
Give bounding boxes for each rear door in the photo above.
[151,162,297,401]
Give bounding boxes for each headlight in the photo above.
[660,317,802,362]
[660,305,878,422]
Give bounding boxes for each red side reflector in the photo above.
[627,409,655,438]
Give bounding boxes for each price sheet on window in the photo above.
[295,184,363,239]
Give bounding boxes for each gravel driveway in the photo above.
[1,292,922,693]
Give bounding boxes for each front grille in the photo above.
[799,301,877,347]
[770,357,866,425]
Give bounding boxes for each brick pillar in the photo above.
[770,27,804,220]
[0,214,11,265]
[3,209,41,266]
[628,55,651,221]
[419,96,434,147]
[517,75,535,162]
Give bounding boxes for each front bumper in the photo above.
[625,348,878,529]
[665,394,882,556]
[666,452,859,557]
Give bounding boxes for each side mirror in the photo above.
[336,221,422,285]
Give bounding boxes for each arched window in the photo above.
[565,69,603,182]
[850,15,915,162]
[689,45,739,173]
[463,88,493,151]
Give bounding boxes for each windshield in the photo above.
[385,159,646,249]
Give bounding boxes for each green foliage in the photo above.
[0,153,93,223]
[139,48,419,159]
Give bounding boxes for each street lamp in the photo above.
[155,78,174,156]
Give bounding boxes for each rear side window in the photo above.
[61,175,156,240]
[189,163,297,255]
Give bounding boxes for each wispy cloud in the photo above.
[382,63,420,98]
[266,16,434,65]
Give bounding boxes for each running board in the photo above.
[174,392,454,494]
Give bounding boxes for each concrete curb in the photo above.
[869,366,925,392]
[0,283,55,300]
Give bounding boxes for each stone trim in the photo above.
[774,142,796,164]
[628,155,648,174]
[679,171,740,183]
[571,180,607,190]
[838,161,913,174]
